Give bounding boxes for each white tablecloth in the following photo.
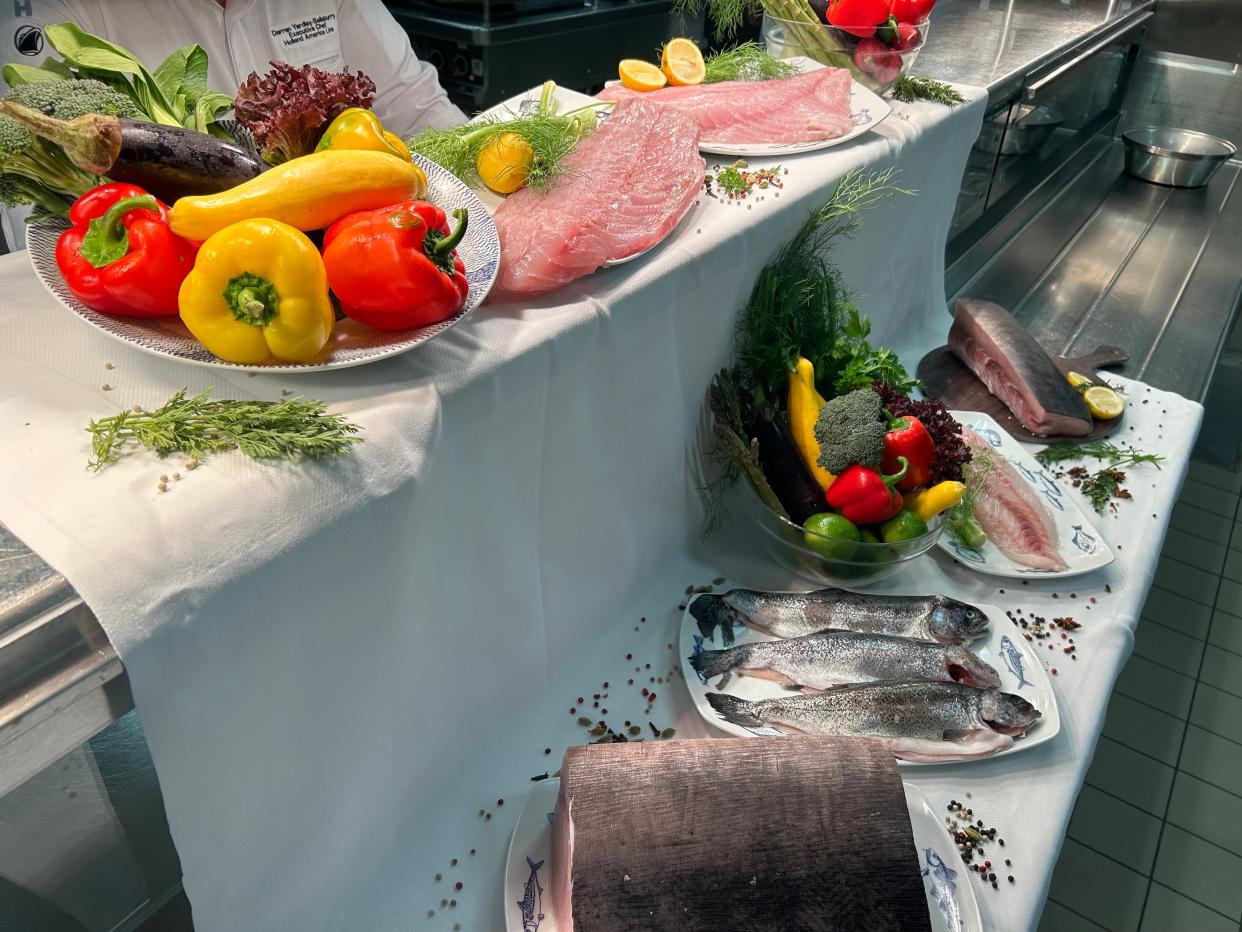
[0,86,1199,932]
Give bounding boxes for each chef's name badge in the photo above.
[271,14,338,55]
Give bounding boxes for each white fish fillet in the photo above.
[597,68,855,144]
[963,428,1067,571]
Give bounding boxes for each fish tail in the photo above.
[705,692,766,729]
[527,857,544,871]
[688,645,745,682]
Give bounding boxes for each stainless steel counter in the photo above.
[917,0,1153,104]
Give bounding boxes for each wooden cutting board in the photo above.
[917,343,1129,443]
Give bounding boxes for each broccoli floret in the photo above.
[814,387,886,473]
[4,78,140,121]
[0,170,72,214]
[0,109,98,203]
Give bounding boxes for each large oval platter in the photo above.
[28,154,499,373]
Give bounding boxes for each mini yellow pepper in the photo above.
[179,219,335,365]
[316,107,412,161]
[787,356,835,491]
[903,481,967,522]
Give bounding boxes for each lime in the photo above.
[803,512,861,561]
[880,510,929,544]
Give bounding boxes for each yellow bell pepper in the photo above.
[316,107,413,161]
[169,149,427,242]
[787,356,835,491]
[903,481,967,522]
[179,219,334,365]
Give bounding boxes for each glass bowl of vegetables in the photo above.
[735,476,944,586]
[762,13,930,95]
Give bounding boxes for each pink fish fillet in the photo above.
[962,428,1068,571]
[493,98,704,296]
[597,67,855,144]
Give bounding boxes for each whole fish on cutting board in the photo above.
[962,427,1068,571]
[689,629,1001,690]
[948,298,1092,437]
[706,681,1041,763]
[690,588,990,646]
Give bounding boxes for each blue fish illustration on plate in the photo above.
[999,635,1032,688]
[1071,524,1096,553]
[921,847,963,932]
[949,540,985,564]
[971,426,1003,448]
[517,856,546,932]
[691,635,710,684]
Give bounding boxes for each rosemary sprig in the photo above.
[86,389,363,471]
[1035,440,1164,470]
[703,42,801,83]
[891,76,967,106]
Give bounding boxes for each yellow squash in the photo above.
[169,149,427,241]
[179,219,334,365]
[787,357,835,492]
[903,481,967,521]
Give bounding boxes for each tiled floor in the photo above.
[1038,458,1242,931]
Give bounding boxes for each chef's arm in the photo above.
[336,0,467,136]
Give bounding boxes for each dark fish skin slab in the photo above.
[949,299,1092,437]
[553,738,933,931]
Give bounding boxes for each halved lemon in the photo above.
[661,38,705,86]
[619,59,667,92]
[1082,385,1125,420]
[1065,371,1094,389]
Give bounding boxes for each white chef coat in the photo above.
[0,0,466,250]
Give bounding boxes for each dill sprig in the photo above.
[674,0,763,41]
[735,166,917,404]
[704,42,801,83]
[406,81,605,192]
[891,76,967,106]
[86,389,363,471]
[1035,440,1164,470]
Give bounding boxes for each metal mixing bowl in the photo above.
[1122,126,1236,188]
[974,105,1063,157]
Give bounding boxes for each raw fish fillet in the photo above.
[551,738,932,931]
[598,68,855,144]
[948,298,1092,437]
[493,98,704,295]
[962,427,1068,571]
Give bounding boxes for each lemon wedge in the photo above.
[1065,371,1094,389]
[619,59,667,92]
[1082,384,1125,419]
[661,38,706,86]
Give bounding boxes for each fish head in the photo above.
[979,690,1041,736]
[929,597,990,643]
[945,646,1002,689]
[689,594,745,643]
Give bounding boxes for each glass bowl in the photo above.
[734,475,943,586]
[762,13,929,96]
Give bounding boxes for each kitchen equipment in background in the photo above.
[974,104,1064,157]
[1122,125,1236,188]
[388,0,700,113]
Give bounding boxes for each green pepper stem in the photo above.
[883,408,910,431]
[223,272,280,327]
[883,456,908,487]
[79,195,159,269]
[431,208,469,257]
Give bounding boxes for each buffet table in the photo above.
[0,82,1202,932]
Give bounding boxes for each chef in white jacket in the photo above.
[0,0,466,250]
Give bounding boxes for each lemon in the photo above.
[476,132,534,194]
[618,59,667,92]
[1082,385,1125,420]
[1065,371,1093,389]
[661,38,706,86]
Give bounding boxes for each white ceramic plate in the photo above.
[680,595,1060,764]
[940,411,1116,578]
[28,154,500,373]
[468,84,695,268]
[504,778,981,932]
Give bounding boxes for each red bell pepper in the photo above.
[882,411,936,492]
[853,37,902,84]
[55,182,198,319]
[890,0,935,24]
[322,201,469,331]
[826,457,908,525]
[827,0,892,37]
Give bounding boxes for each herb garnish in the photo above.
[1035,440,1164,514]
[86,388,363,471]
[708,158,784,200]
[703,42,801,83]
[891,76,967,106]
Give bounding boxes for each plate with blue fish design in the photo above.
[504,778,982,931]
[680,598,1060,765]
[939,411,1115,579]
